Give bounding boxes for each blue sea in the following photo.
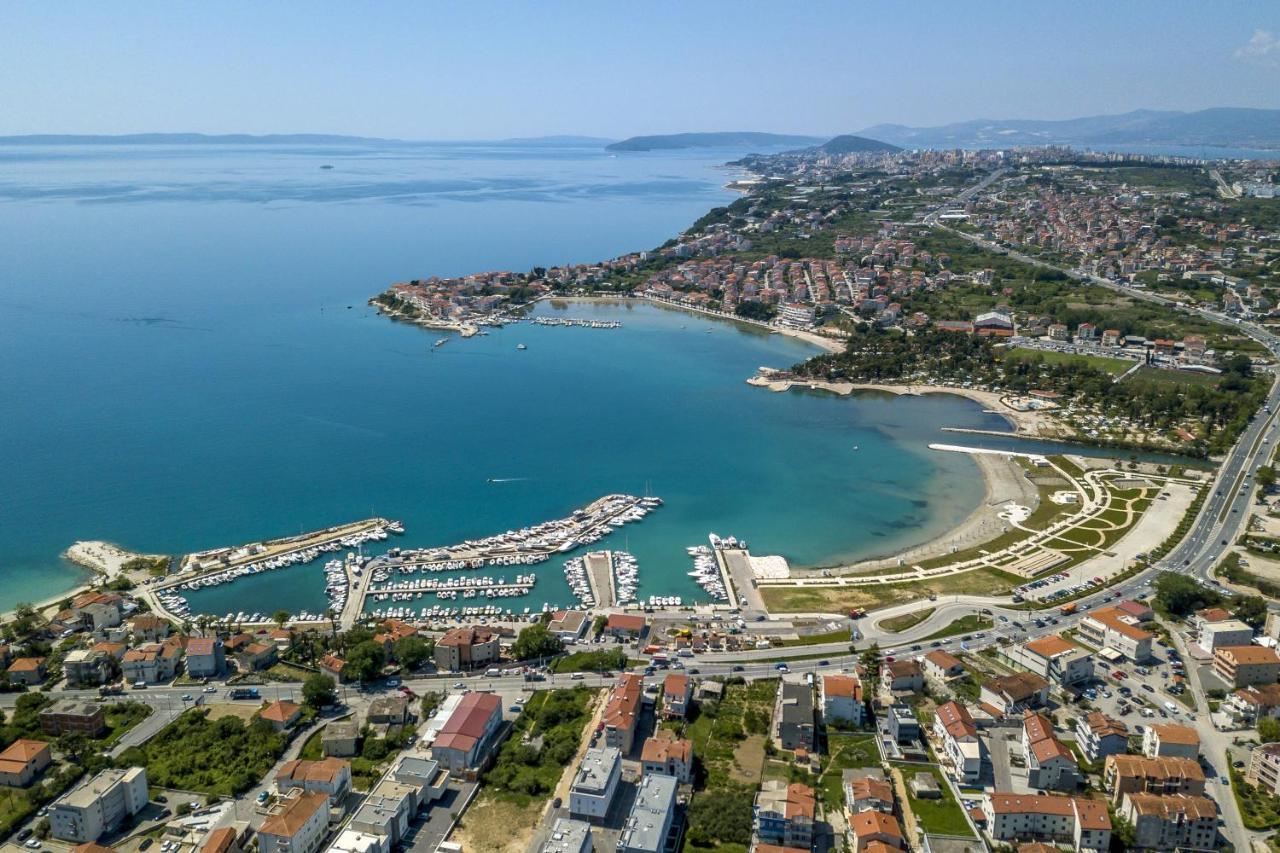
[1,140,1042,615]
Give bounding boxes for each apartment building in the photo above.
[62,649,112,686]
[39,700,107,737]
[1214,645,1280,687]
[933,701,983,784]
[569,747,620,821]
[1007,635,1094,686]
[1023,711,1079,792]
[640,733,693,785]
[978,672,1050,718]
[256,790,330,853]
[0,739,51,788]
[1077,606,1153,661]
[1199,619,1254,651]
[879,659,923,694]
[1119,793,1218,851]
[538,818,592,853]
[753,781,815,851]
[275,758,352,806]
[1075,712,1128,763]
[848,811,905,852]
[602,674,643,755]
[433,627,500,672]
[1246,742,1280,796]
[1227,682,1280,723]
[1104,755,1206,803]
[662,674,691,720]
[185,637,225,677]
[617,773,677,853]
[429,691,503,774]
[820,674,865,727]
[50,767,149,843]
[1142,724,1200,759]
[982,793,1111,853]
[773,677,815,751]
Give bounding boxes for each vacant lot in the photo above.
[892,763,975,837]
[761,566,1022,614]
[205,703,260,722]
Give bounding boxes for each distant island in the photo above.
[0,132,617,147]
[858,107,1280,150]
[606,132,824,152]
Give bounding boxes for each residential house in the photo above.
[886,705,919,745]
[847,811,905,852]
[843,771,894,815]
[50,767,148,843]
[773,677,815,751]
[121,639,183,683]
[604,614,647,643]
[662,674,691,719]
[367,696,412,734]
[318,653,348,683]
[1077,607,1153,661]
[820,674,865,728]
[547,610,589,643]
[1214,645,1280,687]
[602,674,643,755]
[753,781,816,851]
[235,641,278,673]
[617,772,677,853]
[982,793,1111,853]
[71,592,124,632]
[255,790,330,853]
[1023,711,1079,792]
[921,650,965,684]
[1075,712,1128,763]
[62,649,113,687]
[39,700,107,737]
[261,700,303,732]
[433,627,500,672]
[275,758,352,806]
[429,691,504,774]
[569,747,620,821]
[1142,724,1200,759]
[347,780,415,848]
[1119,792,1218,852]
[127,615,171,643]
[978,672,1050,718]
[640,732,693,785]
[322,721,361,758]
[0,739,51,787]
[879,659,923,694]
[1104,755,1206,803]
[1227,682,1280,723]
[372,620,418,659]
[185,637,225,677]
[6,657,46,686]
[933,701,983,784]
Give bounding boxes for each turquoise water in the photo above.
[2,140,1007,614]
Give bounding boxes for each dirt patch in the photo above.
[730,734,766,784]
[451,796,542,853]
[204,703,258,722]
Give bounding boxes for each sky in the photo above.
[1,1,1278,139]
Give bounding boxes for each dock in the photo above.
[583,551,615,609]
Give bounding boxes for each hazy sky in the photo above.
[2,2,1278,138]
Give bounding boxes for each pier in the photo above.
[583,551,615,608]
[337,493,662,628]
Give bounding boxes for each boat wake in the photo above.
[486,477,528,483]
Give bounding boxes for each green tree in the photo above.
[344,641,386,683]
[392,636,433,670]
[302,674,338,708]
[510,625,563,661]
[272,610,290,630]
[860,642,882,682]
[1258,466,1277,489]
[1260,716,1280,743]
[1232,594,1269,629]
[1152,572,1219,617]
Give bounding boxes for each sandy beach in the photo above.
[747,374,1066,436]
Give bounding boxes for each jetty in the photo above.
[583,551,615,608]
[337,493,662,628]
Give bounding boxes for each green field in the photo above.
[892,763,976,837]
[1008,346,1133,376]
[880,608,936,633]
[920,615,993,642]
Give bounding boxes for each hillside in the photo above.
[606,132,823,152]
[858,108,1280,150]
[813,135,901,154]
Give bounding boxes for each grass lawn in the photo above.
[549,648,627,673]
[1008,347,1133,376]
[761,567,1022,614]
[0,788,36,840]
[264,662,314,682]
[892,763,975,837]
[880,609,936,633]
[920,615,993,642]
[1230,758,1280,830]
[780,629,852,647]
[817,734,881,811]
[298,727,325,761]
[99,701,153,746]
[1132,366,1223,387]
